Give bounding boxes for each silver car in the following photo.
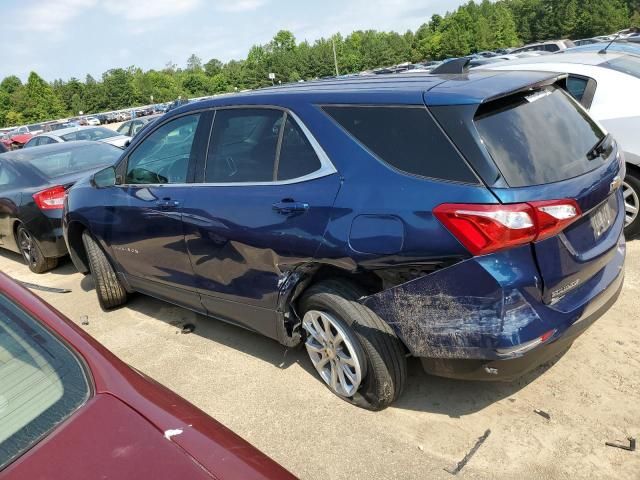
[23,126,131,149]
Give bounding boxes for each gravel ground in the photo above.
[1,240,638,479]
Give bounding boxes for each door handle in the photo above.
[272,200,309,215]
[156,199,180,210]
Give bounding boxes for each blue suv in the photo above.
[64,71,625,410]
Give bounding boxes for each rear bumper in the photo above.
[361,234,626,379]
[26,214,68,259]
[419,266,623,380]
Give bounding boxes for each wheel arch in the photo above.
[66,220,90,273]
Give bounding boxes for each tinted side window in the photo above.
[323,106,477,183]
[566,76,589,101]
[126,114,200,184]
[205,109,283,183]
[0,294,90,469]
[39,137,56,145]
[0,163,17,186]
[277,116,322,180]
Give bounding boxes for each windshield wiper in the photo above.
[587,133,611,160]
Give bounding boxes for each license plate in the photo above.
[590,198,616,239]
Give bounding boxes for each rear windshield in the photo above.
[61,127,117,142]
[601,55,640,79]
[0,294,90,469]
[323,106,477,183]
[28,143,121,178]
[474,86,605,187]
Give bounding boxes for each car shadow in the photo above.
[0,249,77,276]
[110,288,565,416]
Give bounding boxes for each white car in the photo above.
[479,51,640,237]
[22,126,131,149]
[85,116,101,126]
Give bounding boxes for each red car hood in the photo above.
[3,395,215,480]
[8,133,32,144]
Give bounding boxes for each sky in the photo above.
[1,0,467,82]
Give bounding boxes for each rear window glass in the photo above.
[322,106,477,183]
[61,127,117,142]
[0,294,90,469]
[28,143,121,178]
[601,55,640,79]
[474,87,605,187]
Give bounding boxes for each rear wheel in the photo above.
[299,279,407,410]
[82,231,127,310]
[623,170,640,238]
[17,225,58,273]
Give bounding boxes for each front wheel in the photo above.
[623,171,640,239]
[299,279,407,410]
[17,225,58,273]
[82,231,128,310]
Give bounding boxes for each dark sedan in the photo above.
[0,141,122,273]
[0,271,296,479]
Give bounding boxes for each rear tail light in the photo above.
[33,185,67,210]
[434,199,581,255]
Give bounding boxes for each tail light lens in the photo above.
[434,199,581,255]
[33,185,67,210]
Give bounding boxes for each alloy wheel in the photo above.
[302,310,363,397]
[18,229,36,267]
[623,180,639,227]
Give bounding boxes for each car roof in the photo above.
[172,70,563,111]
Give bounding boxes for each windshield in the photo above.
[0,294,90,469]
[61,127,118,142]
[474,86,605,187]
[26,143,122,178]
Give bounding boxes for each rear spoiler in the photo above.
[424,71,568,107]
[482,73,569,104]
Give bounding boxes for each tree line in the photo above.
[1,0,638,127]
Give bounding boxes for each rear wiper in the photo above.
[587,134,611,160]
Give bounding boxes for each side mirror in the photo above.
[92,166,117,188]
[124,139,131,148]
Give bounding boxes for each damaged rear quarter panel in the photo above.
[361,245,550,359]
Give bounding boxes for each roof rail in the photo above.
[431,58,471,75]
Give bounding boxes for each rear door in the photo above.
[472,86,623,303]
[183,107,340,339]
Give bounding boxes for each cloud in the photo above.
[19,0,97,33]
[104,0,202,21]
[217,0,268,13]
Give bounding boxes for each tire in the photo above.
[623,170,640,239]
[299,279,407,411]
[16,225,58,274]
[82,231,127,310]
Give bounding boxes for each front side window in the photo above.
[126,114,200,184]
[205,109,283,183]
[116,123,130,136]
[0,294,90,469]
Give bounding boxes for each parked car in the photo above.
[64,72,625,410]
[116,114,163,138]
[0,132,32,150]
[565,41,640,55]
[0,141,122,273]
[573,38,603,46]
[0,271,295,479]
[511,39,575,54]
[480,51,640,236]
[85,116,101,126]
[23,126,131,149]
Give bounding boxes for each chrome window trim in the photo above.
[119,105,337,188]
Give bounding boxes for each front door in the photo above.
[183,108,340,339]
[105,112,210,311]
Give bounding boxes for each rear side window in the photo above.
[474,86,605,187]
[0,294,90,469]
[566,76,589,101]
[323,106,477,183]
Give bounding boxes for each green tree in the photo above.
[186,54,203,71]
[15,72,64,122]
[204,58,223,76]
